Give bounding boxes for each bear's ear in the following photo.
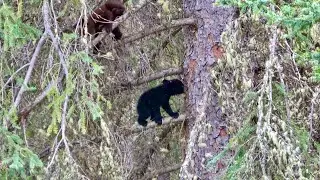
[162,79,170,84]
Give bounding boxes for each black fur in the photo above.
[137,79,184,127]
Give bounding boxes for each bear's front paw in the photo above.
[171,112,179,118]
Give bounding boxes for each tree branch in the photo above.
[5,33,47,128]
[43,0,72,169]
[12,34,47,109]
[1,63,30,92]
[121,68,183,87]
[142,163,181,180]
[123,18,196,44]
[125,114,186,135]
[18,81,54,117]
[102,67,182,96]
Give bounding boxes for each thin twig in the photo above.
[18,81,54,117]
[22,120,29,147]
[284,40,301,80]
[151,27,182,61]
[123,18,196,44]
[46,138,63,170]
[1,63,30,92]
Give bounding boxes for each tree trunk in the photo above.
[180,0,238,179]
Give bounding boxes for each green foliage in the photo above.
[207,122,256,177]
[0,4,41,51]
[62,33,78,46]
[294,126,309,155]
[271,82,287,115]
[225,146,246,180]
[207,145,229,168]
[45,51,105,135]
[46,87,64,136]
[0,127,43,179]
[217,0,320,80]
[243,90,258,104]
[158,0,170,13]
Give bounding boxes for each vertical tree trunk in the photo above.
[180,0,238,179]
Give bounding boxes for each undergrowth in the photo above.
[207,1,320,177]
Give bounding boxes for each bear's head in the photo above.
[163,79,184,95]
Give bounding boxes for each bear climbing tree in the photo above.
[136,79,184,126]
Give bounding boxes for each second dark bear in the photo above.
[137,79,184,127]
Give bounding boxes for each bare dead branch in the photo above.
[121,68,183,87]
[126,114,186,135]
[123,18,196,44]
[12,34,47,109]
[143,163,181,180]
[18,81,54,117]
[43,2,67,75]
[102,67,183,96]
[1,63,30,92]
[4,33,47,128]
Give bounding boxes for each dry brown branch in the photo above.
[284,40,301,80]
[142,163,181,180]
[125,114,186,135]
[123,18,196,44]
[39,137,102,159]
[102,67,183,96]
[121,68,183,87]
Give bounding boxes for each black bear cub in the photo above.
[137,79,184,127]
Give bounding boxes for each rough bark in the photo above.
[180,0,238,179]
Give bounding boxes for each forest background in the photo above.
[0,0,320,179]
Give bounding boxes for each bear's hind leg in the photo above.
[151,108,163,125]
